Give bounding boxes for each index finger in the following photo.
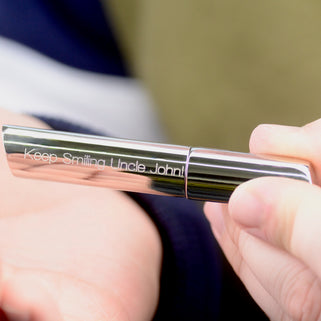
[250,119,321,185]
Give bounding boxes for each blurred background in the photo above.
[108,0,321,150]
[1,1,320,151]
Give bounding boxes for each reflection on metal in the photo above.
[3,125,312,202]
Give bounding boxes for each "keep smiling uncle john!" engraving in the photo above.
[23,148,185,177]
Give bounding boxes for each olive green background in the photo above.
[104,1,321,151]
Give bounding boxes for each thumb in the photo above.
[228,176,321,278]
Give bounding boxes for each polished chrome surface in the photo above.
[3,125,189,197]
[3,125,312,202]
[187,148,312,202]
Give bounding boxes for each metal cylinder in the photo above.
[3,125,189,197]
[186,148,312,202]
[3,125,312,203]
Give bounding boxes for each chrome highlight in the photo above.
[2,125,312,202]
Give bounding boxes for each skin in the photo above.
[0,108,162,321]
[204,118,321,321]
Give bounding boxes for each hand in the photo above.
[0,109,162,321]
[205,119,321,321]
